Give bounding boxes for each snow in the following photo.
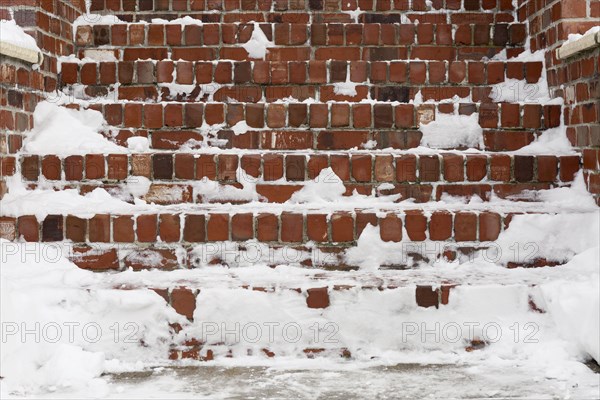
[419,112,484,149]
[289,168,346,204]
[2,236,599,398]
[342,7,363,23]
[2,175,143,220]
[333,81,358,97]
[230,120,252,135]
[126,136,150,152]
[0,19,41,53]
[0,240,182,397]
[241,22,275,60]
[23,102,127,156]
[490,77,551,103]
[151,16,204,25]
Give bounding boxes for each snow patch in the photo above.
[419,112,484,149]
[23,102,126,156]
[242,22,275,60]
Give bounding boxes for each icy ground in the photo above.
[11,363,600,399]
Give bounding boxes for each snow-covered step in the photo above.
[73,22,526,61]
[3,208,597,270]
[3,237,598,396]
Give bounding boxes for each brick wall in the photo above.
[518,0,600,203]
[0,0,87,197]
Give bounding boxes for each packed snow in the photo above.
[22,102,127,156]
[419,112,484,149]
[0,19,41,53]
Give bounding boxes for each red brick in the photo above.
[217,154,238,181]
[41,155,61,180]
[207,213,229,241]
[85,154,105,179]
[396,154,417,182]
[523,104,542,129]
[429,211,452,240]
[379,213,402,242]
[331,103,350,127]
[560,155,580,182]
[454,212,477,241]
[257,213,278,241]
[442,154,464,182]
[479,212,501,241]
[419,155,440,182]
[307,155,328,179]
[232,213,254,241]
[352,104,372,128]
[490,154,511,181]
[375,155,394,182]
[395,104,414,128]
[537,156,558,182]
[42,215,63,242]
[286,155,306,181]
[306,287,329,308]
[263,154,284,181]
[65,156,83,181]
[159,214,181,242]
[307,214,328,242]
[405,211,427,241]
[18,216,39,241]
[351,154,372,182]
[113,216,134,242]
[466,156,487,182]
[171,288,196,320]
[183,214,206,242]
[514,155,534,182]
[137,214,157,242]
[281,213,303,242]
[89,214,110,242]
[416,286,439,308]
[309,103,328,127]
[107,154,128,180]
[501,103,520,127]
[144,104,163,129]
[331,213,354,242]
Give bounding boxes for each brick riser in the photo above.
[1,209,562,270]
[75,22,526,60]
[9,153,580,204]
[88,0,520,23]
[61,60,542,104]
[53,100,561,152]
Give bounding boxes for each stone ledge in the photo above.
[0,40,43,64]
[556,30,600,60]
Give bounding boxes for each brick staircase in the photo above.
[2,0,598,363]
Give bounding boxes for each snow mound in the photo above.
[289,167,346,203]
[0,19,41,53]
[23,102,127,156]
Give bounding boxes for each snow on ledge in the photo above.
[0,19,43,64]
